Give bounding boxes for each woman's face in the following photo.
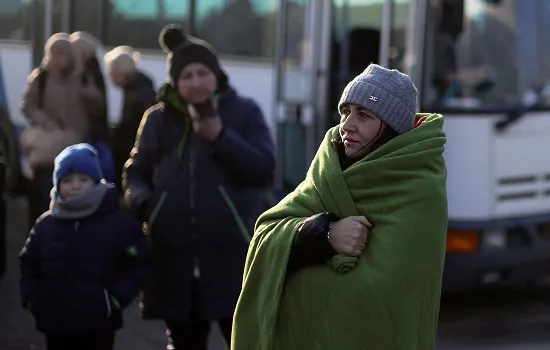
[177,62,217,104]
[51,51,71,71]
[339,104,385,159]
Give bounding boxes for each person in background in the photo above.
[20,32,104,227]
[19,143,151,350]
[104,46,155,189]
[122,24,275,350]
[69,31,118,186]
[69,31,109,141]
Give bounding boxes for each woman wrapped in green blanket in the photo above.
[232,64,448,350]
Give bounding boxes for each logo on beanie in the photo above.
[369,95,378,102]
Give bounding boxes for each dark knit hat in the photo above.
[53,143,103,189]
[159,24,227,90]
[338,64,418,134]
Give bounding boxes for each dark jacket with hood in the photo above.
[19,184,150,334]
[122,83,276,322]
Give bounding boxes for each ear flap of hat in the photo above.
[216,69,229,93]
[159,24,188,54]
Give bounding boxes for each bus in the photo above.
[1,0,550,293]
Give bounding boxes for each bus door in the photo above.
[273,0,413,192]
[328,0,417,122]
[273,0,332,192]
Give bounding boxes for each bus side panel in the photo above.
[0,42,31,127]
[0,42,32,179]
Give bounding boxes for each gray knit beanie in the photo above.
[338,64,418,134]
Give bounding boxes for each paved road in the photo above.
[2,196,550,350]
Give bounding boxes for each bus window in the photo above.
[276,0,308,66]
[194,0,279,60]
[69,0,110,39]
[105,0,280,60]
[388,0,412,71]
[329,0,386,123]
[539,0,550,105]
[539,1,550,85]
[0,0,30,41]
[423,0,532,110]
[105,0,189,49]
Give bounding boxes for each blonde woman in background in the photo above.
[21,32,104,225]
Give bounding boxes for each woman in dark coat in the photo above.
[122,25,276,350]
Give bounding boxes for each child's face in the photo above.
[59,174,95,198]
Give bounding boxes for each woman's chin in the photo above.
[185,93,212,104]
[344,146,365,159]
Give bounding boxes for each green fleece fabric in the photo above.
[231,113,448,350]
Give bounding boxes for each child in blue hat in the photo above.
[19,143,151,350]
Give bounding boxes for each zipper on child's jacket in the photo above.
[71,220,81,285]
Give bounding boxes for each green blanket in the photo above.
[231,114,448,350]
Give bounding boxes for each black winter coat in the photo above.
[112,71,156,176]
[123,84,275,321]
[84,56,110,141]
[19,187,151,334]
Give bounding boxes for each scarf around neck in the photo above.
[50,182,108,219]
